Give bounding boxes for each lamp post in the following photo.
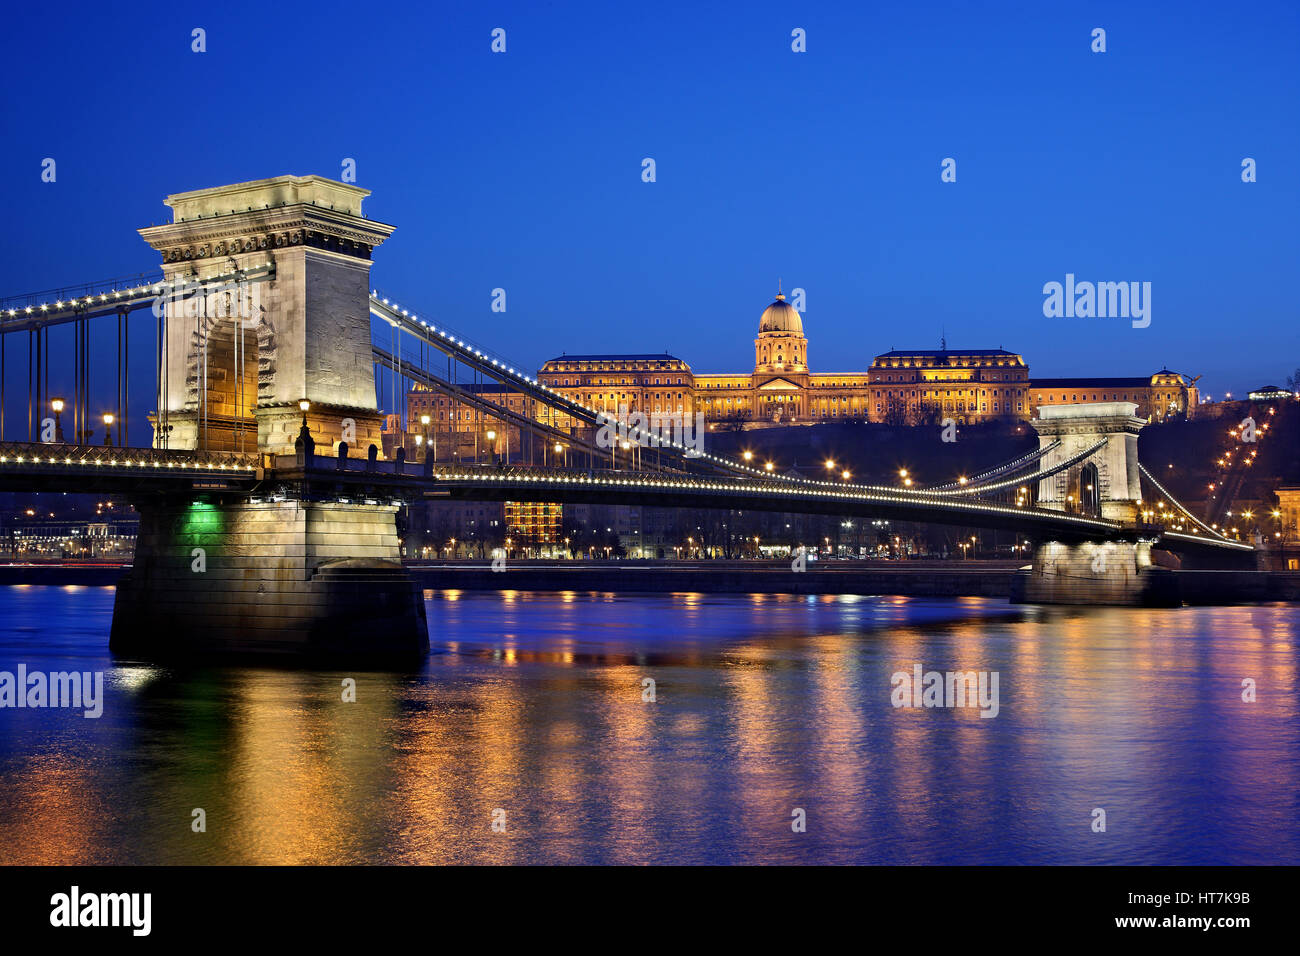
[102,413,115,447]
[487,429,497,465]
[421,413,431,461]
[51,398,65,443]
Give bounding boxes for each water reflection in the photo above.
[0,586,1296,864]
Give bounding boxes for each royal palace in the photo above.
[528,290,1198,428]
[406,289,1199,456]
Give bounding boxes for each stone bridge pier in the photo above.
[110,176,428,663]
[1011,403,1179,607]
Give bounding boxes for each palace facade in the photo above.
[537,292,1045,426]
[536,291,1196,425]
[1031,371,1197,422]
[401,290,1199,453]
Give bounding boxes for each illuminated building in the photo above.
[537,354,695,438]
[867,347,1029,424]
[1249,385,1294,402]
[540,292,1033,426]
[505,501,563,553]
[1030,370,1199,421]
[530,290,1199,428]
[404,383,530,463]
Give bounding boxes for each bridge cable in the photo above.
[923,440,1062,492]
[1138,462,1228,540]
[917,439,1108,498]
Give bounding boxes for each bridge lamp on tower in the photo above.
[50,398,65,443]
[294,400,316,462]
[102,413,115,447]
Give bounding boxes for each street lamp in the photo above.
[764,461,775,472]
[102,413,115,447]
[50,398,65,443]
[298,398,310,426]
[825,458,836,471]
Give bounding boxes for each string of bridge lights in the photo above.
[428,466,1121,529]
[1138,462,1226,540]
[923,441,1061,492]
[0,451,257,472]
[1,262,277,322]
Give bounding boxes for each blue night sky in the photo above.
[2,0,1297,430]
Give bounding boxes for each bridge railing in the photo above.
[0,441,261,472]
[0,270,164,312]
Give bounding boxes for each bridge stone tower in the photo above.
[139,175,392,457]
[1013,402,1178,607]
[112,176,427,663]
[1031,402,1145,523]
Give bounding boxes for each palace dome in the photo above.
[759,293,803,335]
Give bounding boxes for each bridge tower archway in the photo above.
[1079,462,1101,517]
[180,312,274,454]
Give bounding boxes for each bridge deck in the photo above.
[0,441,1252,555]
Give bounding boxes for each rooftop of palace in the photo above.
[542,352,688,363]
[1033,376,1155,389]
[872,348,1025,366]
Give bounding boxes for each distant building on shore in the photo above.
[1249,385,1294,402]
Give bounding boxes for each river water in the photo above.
[0,585,1296,864]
